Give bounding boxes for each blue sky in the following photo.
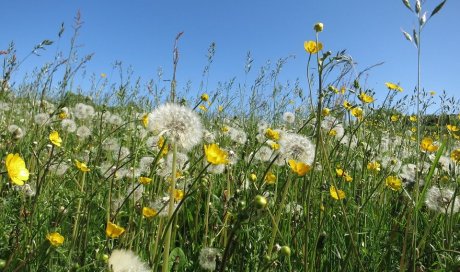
[2,0,459,111]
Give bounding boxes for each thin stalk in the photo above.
[267,176,292,257]
[162,142,178,272]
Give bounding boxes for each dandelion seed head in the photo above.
[49,162,69,176]
[61,119,77,133]
[108,249,150,272]
[278,132,315,165]
[8,124,25,139]
[74,103,95,120]
[283,111,295,124]
[147,103,203,151]
[108,114,123,126]
[199,247,220,271]
[34,113,50,126]
[76,125,91,139]
[425,186,460,214]
[254,146,274,162]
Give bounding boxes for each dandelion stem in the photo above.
[162,141,178,272]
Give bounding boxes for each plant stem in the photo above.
[162,141,178,272]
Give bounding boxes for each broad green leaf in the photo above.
[169,247,187,271]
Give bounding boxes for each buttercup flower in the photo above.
[138,176,152,185]
[200,93,209,102]
[106,221,125,238]
[75,160,90,172]
[49,131,62,147]
[46,232,64,247]
[420,137,438,153]
[304,41,323,54]
[5,153,30,186]
[288,159,311,177]
[385,176,402,191]
[358,92,375,103]
[204,144,228,165]
[330,185,345,200]
[385,82,403,92]
[142,207,158,218]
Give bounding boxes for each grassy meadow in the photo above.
[1,2,460,271]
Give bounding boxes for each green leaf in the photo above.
[430,0,447,18]
[169,247,187,271]
[402,0,413,11]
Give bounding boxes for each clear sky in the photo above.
[2,0,459,111]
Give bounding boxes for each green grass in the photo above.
[1,1,460,271]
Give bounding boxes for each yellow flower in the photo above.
[358,92,375,103]
[343,100,353,110]
[336,167,352,182]
[328,129,337,136]
[385,82,403,92]
[49,131,62,147]
[100,73,107,78]
[351,107,364,120]
[173,188,185,201]
[304,41,323,54]
[46,232,64,247]
[328,85,339,93]
[265,128,280,141]
[141,114,149,128]
[204,144,228,165]
[367,161,381,173]
[269,142,280,150]
[420,137,438,153]
[75,160,90,172]
[429,90,436,96]
[138,176,152,185]
[249,173,257,182]
[446,124,460,132]
[409,115,417,122]
[58,112,68,119]
[200,93,209,102]
[218,105,224,112]
[198,105,208,112]
[385,176,402,191]
[314,22,324,32]
[451,149,460,163]
[391,115,399,122]
[157,136,169,157]
[265,172,277,184]
[5,153,29,186]
[288,159,311,177]
[221,126,229,133]
[106,222,125,238]
[330,185,345,200]
[142,207,158,218]
[322,108,330,116]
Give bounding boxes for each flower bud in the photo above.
[419,12,426,26]
[280,246,291,257]
[415,0,421,14]
[254,195,267,209]
[314,22,324,32]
